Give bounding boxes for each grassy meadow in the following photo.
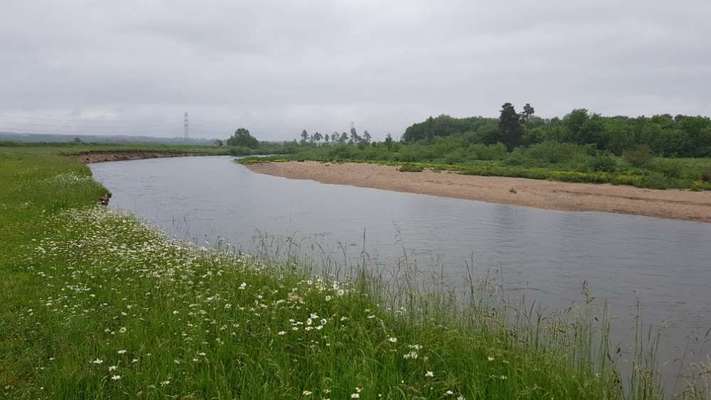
[1,145,709,399]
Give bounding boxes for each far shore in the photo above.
[77,151,199,164]
[247,161,711,223]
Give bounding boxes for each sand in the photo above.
[247,161,711,223]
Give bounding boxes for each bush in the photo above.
[650,159,683,178]
[702,167,711,182]
[640,173,671,189]
[399,164,424,172]
[468,143,507,161]
[623,145,653,167]
[588,154,617,172]
[503,142,594,168]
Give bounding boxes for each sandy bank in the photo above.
[77,152,193,164]
[247,161,711,223]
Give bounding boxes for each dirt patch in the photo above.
[247,161,711,223]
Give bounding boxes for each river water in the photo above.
[91,156,711,391]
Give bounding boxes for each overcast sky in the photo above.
[1,0,710,140]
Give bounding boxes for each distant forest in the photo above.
[402,104,711,157]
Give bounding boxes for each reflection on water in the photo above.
[91,156,711,390]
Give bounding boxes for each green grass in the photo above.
[1,145,706,399]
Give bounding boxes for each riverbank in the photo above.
[247,161,711,223]
[76,150,197,163]
[1,149,671,398]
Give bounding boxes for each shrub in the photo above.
[588,154,617,172]
[468,143,508,161]
[524,141,592,165]
[650,159,683,178]
[623,145,653,167]
[503,152,524,166]
[702,167,711,182]
[399,164,424,172]
[640,173,671,189]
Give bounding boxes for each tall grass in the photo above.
[0,147,706,399]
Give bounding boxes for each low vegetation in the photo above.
[238,104,711,190]
[4,147,706,398]
[240,141,711,190]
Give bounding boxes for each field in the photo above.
[1,145,707,399]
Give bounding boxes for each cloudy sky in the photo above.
[1,0,709,140]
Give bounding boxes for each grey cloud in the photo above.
[1,0,710,140]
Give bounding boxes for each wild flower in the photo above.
[117,349,127,355]
[91,358,103,365]
[111,375,121,381]
[388,337,397,343]
[302,390,312,396]
[425,371,434,377]
[108,366,118,372]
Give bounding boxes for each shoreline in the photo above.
[76,151,203,164]
[247,161,711,223]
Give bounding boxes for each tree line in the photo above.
[298,126,374,145]
[403,105,711,157]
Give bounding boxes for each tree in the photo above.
[324,134,330,143]
[349,126,360,144]
[226,128,258,148]
[384,134,393,150]
[522,103,535,122]
[362,130,372,144]
[498,103,523,151]
[214,139,224,147]
[300,129,309,144]
[313,131,323,143]
[339,132,348,143]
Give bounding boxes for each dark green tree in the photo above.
[363,130,371,144]
[522,103,535,122]
[498,103,523,151]
[226,128,258,148]
[384,134,393,150]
